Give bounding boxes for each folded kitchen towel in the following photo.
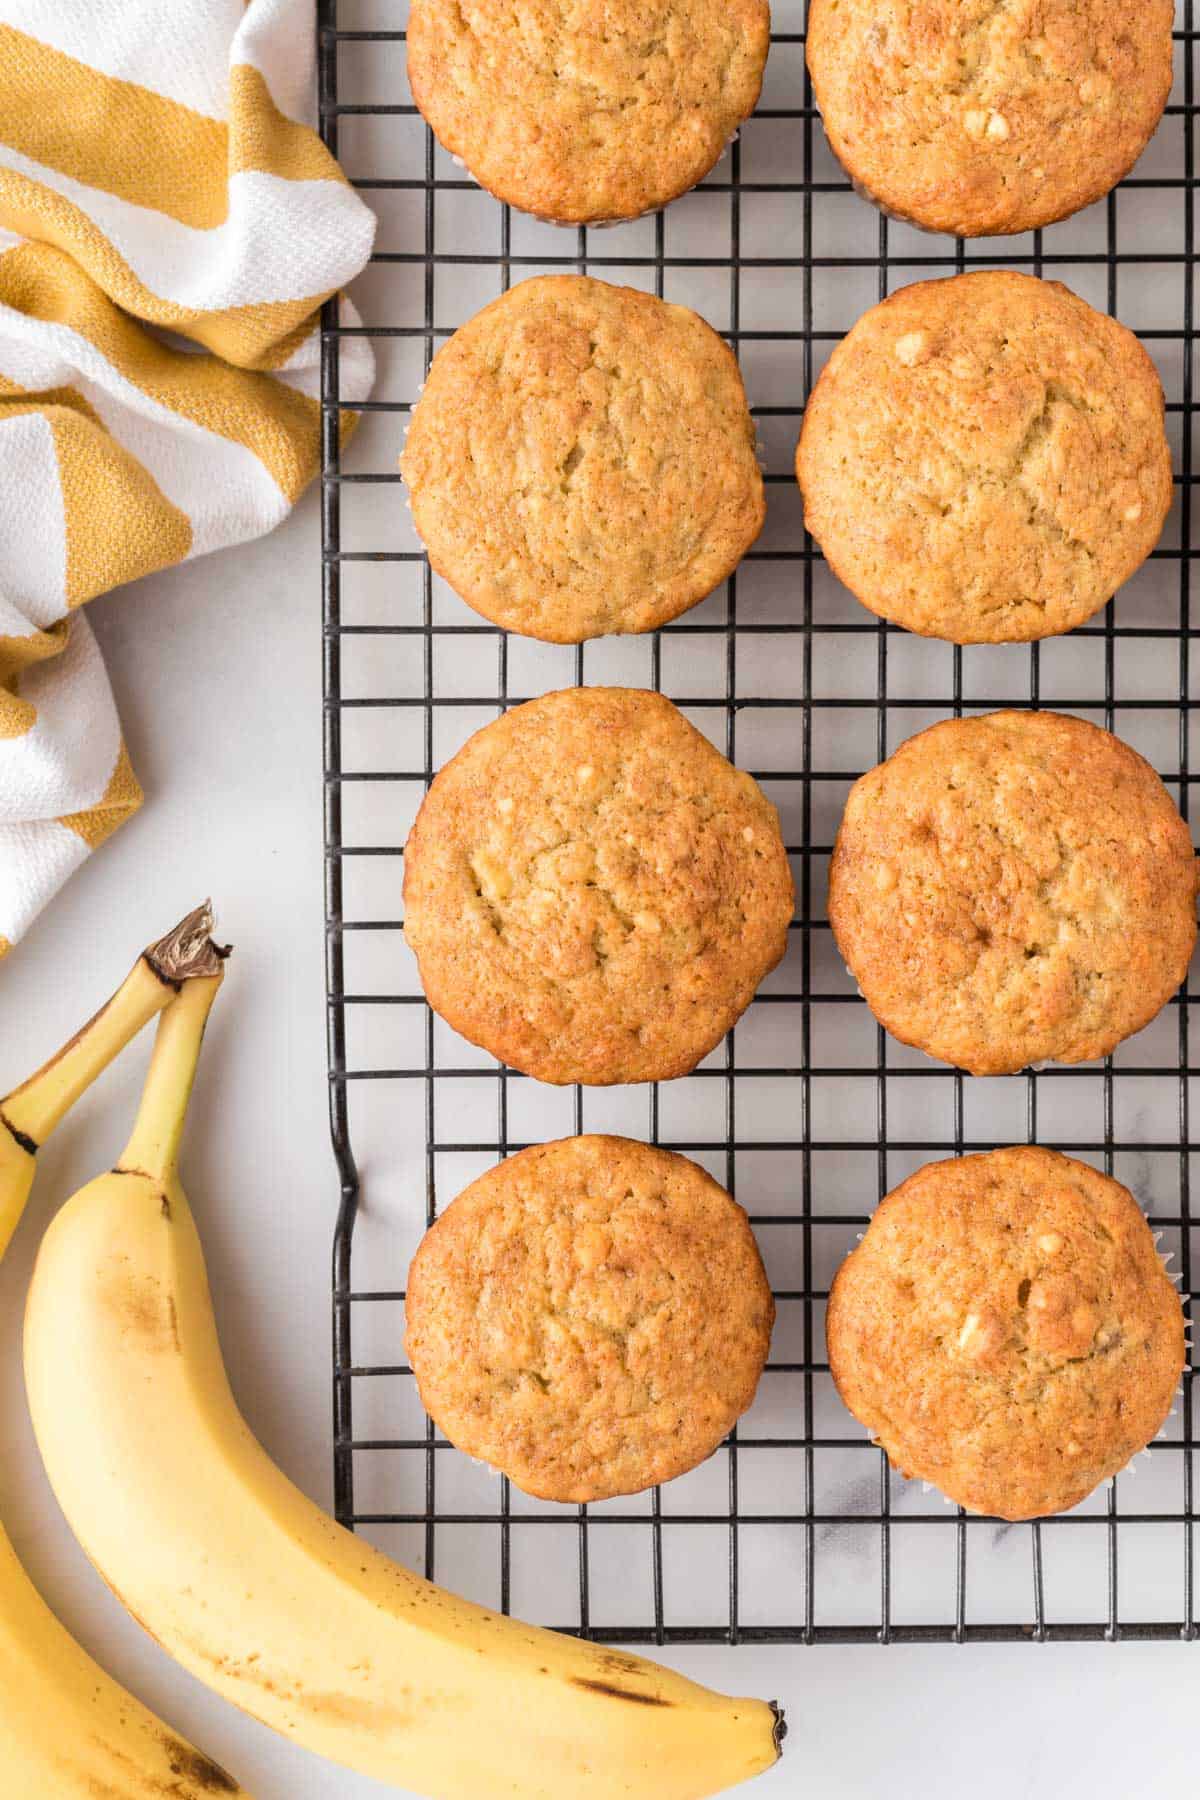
[0,0,376,955]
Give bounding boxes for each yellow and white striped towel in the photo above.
[0,0,375,956]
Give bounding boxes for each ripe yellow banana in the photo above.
[26,974,784,1800]
[0,904,248,1797]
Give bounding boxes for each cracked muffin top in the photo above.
[827,1147,1186,1519]
[796,273,1173,645]
[407,0,770,225]
[402,687,794,1084]
[806,0,1173,238]
[828,711,1198,1075]
[405,1135,774,1501]
[400,276,764,643]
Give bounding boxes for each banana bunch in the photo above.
[14,930,784,1797]
[0,903,247,1796]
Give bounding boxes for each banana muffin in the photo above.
[827,1147,1186,1519]
[405,1135,775,1501]
[403,687,793,1084]
[797,273,1172,644]
[407,0,770,226]
[400,276,764,643]
[828,711,1198,1075]
[806,0,1174,238]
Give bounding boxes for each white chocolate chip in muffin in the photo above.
[470,851,513,903]
[962,107,1009,141]
[958,1312,981,1350]
[1038,1232,1064,1255]
[957,1304,1005,1359]
[573,1221,612,1273]
[577,764,594,783]
[1079,73,1113,105]
[1125,503,1143,523]
[894,331,929,367]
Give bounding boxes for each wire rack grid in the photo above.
[319,0,1200,1644]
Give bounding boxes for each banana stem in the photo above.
[1,903,226,1150]
[116,974,223,1185]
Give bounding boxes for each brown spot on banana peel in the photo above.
[285,1689,417,1731]
[569,1679,785,1757]
[169,1631,418,1734]
[98,1266,181,1354]
[597,1651,645,1677]
[162,1740,241,1793]
[569,1678,670,1706]
[107,1167,165,1193]
[0,1113,37,1156]
[78,1736,240,1797]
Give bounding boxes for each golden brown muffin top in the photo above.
[400,277,764,644]
[407,0,770,225]
[797,273,1172,644]
[403,687,793,1085]
[405,1135,775,1501]
[807,0,1174,238]
[827,1147,1186,1519]
[828,711,1197,1075]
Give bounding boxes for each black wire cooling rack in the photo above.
[319,0,1200,1642]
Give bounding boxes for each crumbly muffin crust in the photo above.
[827,1147,1186,1519]
[405,1135,775,1501]
[403,688,793,1084]
[407,0,770,225]
[828,711,1198,1075]
[807,0,1173,239]
[400,277,764,644]
[797,273,1172,644]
